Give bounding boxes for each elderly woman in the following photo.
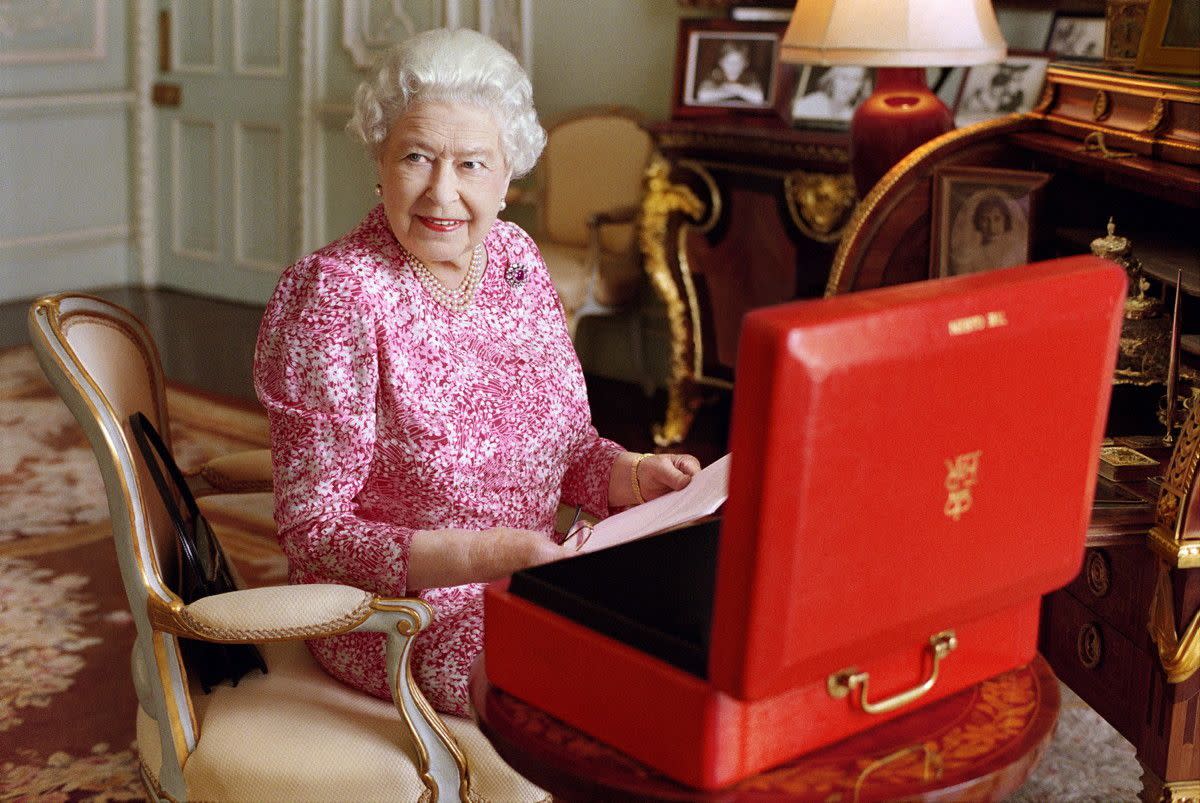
[254,27,700,716]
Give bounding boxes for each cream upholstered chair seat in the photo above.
[28,294,547,803]
[137,639,541,802]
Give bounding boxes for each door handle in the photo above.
[152,83,182,108]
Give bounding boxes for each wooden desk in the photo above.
[1040,440,1200,803]
[472,657,1059,802]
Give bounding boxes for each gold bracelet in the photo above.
[631,452,653,505]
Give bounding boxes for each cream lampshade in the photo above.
[782,0,1007,196]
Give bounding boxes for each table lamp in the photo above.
[782,0,1007,197]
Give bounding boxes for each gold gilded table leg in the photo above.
[638,156,707,447]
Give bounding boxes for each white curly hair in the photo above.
[348,28,546,178]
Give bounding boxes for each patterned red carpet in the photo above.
[0,344,1142,801]
[0,345,283,800]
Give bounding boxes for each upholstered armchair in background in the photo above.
[28,294,547,802]
[520,106,653,338]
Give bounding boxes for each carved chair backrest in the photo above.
[28,294,199,777]
[541,106,652,253]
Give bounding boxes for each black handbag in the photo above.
[129,412,267,693]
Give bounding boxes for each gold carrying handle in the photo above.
[827,630,958,715]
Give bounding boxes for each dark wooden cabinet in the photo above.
[638,121,853,445]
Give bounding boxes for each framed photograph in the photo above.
[930,167,1051,279]
[672,19,792,122]
[1047,14,1107,59]
[790,65,874,128]
[953,52,1052,128]
[1105,0,1151,66]
[1136,0,1200,75]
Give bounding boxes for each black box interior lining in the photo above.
[509,518,721,678]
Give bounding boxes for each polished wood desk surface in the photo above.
[471,656,1059,803]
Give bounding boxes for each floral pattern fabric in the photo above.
[255,207,622,715]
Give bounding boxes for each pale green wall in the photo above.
[532,2,712,124]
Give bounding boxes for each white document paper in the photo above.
[574,453,731,554]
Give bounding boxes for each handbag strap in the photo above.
[129,412,202,520]
[129,411,204,575]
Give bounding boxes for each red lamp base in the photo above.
[850,67,954,198]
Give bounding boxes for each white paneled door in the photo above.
[156,0,298,302]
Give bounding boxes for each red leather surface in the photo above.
[486,581,1041,789]
[483,255,1125,789]
[711,256,1125,699]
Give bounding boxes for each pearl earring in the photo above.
[499,200,507,212]
[374,183,382,197]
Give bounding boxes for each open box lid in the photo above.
[709,256,1126,701]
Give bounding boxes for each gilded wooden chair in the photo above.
[525,106,653,339]
[28,293,547,802]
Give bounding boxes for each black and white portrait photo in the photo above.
[683,31,779,108]
[790,65,873,127]
[930,168,1050,278]
[954,54,1050,127]
[1047,15,1107,59]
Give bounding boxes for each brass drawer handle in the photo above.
[828,630,958,715]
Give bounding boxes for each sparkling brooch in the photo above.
[505,262,530,289]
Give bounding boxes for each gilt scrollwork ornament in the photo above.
[638,156,708,447]
[1092,89,1112,122]
[784,172,857,243]
[1085,550,1111,598]
[1032,81,1057,115]
[1077,622,1104,669]
[1143,97,1170,136]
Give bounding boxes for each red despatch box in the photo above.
[484,256,1126,789]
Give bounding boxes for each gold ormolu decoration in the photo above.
[1086,550,1111,598]
[1078,130,1135,159]
[1143,96,1169,135]
[1033,81,1057,114]
[1093,89,1112,121]
[827,630,958,715]
[1147,401,1200,682]
[1157,779,1200,803]
[1149,563,1200,683]
[1149,397,1200,567]
[783,171,857,242]
[1076,622,1103,669]
[1092,218,1171,385]
[638,156,708,447]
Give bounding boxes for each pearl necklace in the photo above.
[402,244,485,312]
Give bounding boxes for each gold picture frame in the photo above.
[1136,0,1200,75]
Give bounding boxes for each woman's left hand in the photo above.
[635,452,702,503]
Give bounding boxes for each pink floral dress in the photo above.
[254,206,623,715]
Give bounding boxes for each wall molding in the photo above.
[233,0,287,78]
[0,90,134,116]
[0,224,130,251]
[0,0,108,65]
[232,120,287,272]
[171,0,220,74]
[170,117,221,264]
[133,0,158,286]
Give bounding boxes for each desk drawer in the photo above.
[1041,590,1140,740]
[1063,544,1154,646]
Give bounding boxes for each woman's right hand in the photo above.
[407,527,571,591]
